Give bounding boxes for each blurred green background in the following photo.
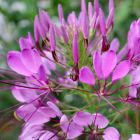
[0,0,140,139]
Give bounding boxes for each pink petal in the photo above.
[131,134,140,140]
[19,124,44,140]
[49,24,56,51]
[102,50,117,79]
[82,12,89,39]
[21,49,42,73]
[79,66,95,85]
[38,65,47,81]
[34,15,40,42]
[109,38,120,52]
[60,115,83,139]
[47,101,62,117]
[39,10,50,33]
[72,31,79,64]
[67,122,83,139]
[88,2,93,19]
[112,60,130,82]
[129,87,137,98]
[73,111,92,126]
[99,8,106,36]
[81,0,86,14]
[60,115,69,133]
[16,105,50,125]
[38,107,58,118]
[93,113,109,129]
[103,127,120,140]
[93,51,103,80]
[40,131,58,140]
[94,0,100,14]
[7,51,32,76]
[19,37,31,50]
[11,86,38,103]
[58,4,64,23]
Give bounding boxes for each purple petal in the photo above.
[49,24,56,52]
[102,50,117,79]
[112,60,130,82]
[109,38,120,52]
[21,49,42,73]
[131,134,140,140]
[60,115,83,139]
[34,15,40,42]
[38,107,58,118]
[61,25,69,43]
[58,4,64,23]
[19,124,43,140]
[103,127,120,140]
[67,122,83,139]
[81,0,86,13]
[93,51,103,80]
[94,0,100,14]
[60,115,69,132]
[117,45,128,62]
[7,51,32,76]
[39,10,50,33]
[38,65,47,81]
[129,87,137,98]
[19,37,32,50]
[99,8,106,36]
[47,101,62,117]
[72,31,79,64]
[79,66,95,85]
[11,86,38,103]
[106,8,114,29]
[73,111,92,126]
[40,131,58,140]
[88,2,93,19]
[107,0,114,28]
[93,113,109,129]
[82,13,89,39]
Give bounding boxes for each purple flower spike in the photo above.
[49,24,56,52]
[79,66,95,85]
[81,0,86,14]
[58,4,64,23]
[112,60,130,82]
[102,50,117,79]
[88,2,93,19]
[99,8,106,37]
[93,113,109,129]
[73,111,92,126]
[103,127,120,140]
[72,31,79,64]
[94,0,100,14]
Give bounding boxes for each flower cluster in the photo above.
[1,0,140,139]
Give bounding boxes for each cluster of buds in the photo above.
[1,0,140,139]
